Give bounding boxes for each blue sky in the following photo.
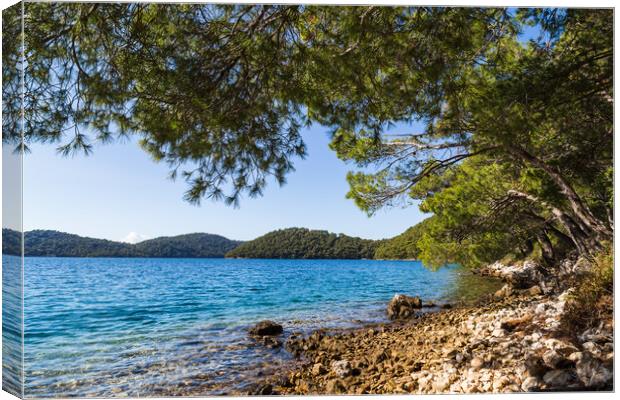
[23,123,428,242]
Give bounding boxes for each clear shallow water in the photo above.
[16,257,500,397]
[2,255,23,397]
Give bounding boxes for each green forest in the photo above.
[374,218,434,260]
[3,227,423,260]
[226,228,378,259]
[2,229,242,258]
[2,5,613,268]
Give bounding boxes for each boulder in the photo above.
[331,360,352,378]
[275,375,293,388]
[542,349,574,369]
[582,341,603,358]
[387,294,423,319]
[476,260,547,288]
[521,376,541,392]
[508,261,547,289]
[442,347,458,359]
[542,369,574,387]
[249,320,283,336]
[524,355,549,378]
[574,353,613,389]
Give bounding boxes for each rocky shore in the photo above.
[252,257,613,394]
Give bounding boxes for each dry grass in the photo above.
[559,244,613,336]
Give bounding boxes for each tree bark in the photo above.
[605,206,614,231]
[537,230,555,266]
[545,223,575,249]
[508,146,612,239]
[506,190,599,256]
[521,238,534,257]
[523,211,576,250]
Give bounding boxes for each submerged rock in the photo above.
[249,320,284,336]
[261,336,283,348]
[252,383,273,395]
[387,294,423,319]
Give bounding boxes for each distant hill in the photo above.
[133,233,241,258]
[225,227,378,259]
[1,228,241,258]
[2,228,21,256]
[2,228,377,259]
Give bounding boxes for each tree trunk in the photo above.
[522,211,574,248]
[508,146,612,239]
[507,190,599,256]
[605,206,614,231]
[537,230,555,266]
[522,238,534,256]
[545,222,575,248]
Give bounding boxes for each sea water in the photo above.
[7,257,500,396]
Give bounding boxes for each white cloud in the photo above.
[122,232,149,244]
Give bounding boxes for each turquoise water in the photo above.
[2,255,23,397]
[15,257,499,397]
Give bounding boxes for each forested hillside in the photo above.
[374,218,434,260]
[24,230,134,257]
[226,228,378,259]
[2,228,379,259]
[1,228,21,256]
[134,233,241,258]
[1,229,241,258]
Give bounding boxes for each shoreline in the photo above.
[19,258,495,397]
[249,258,613,395]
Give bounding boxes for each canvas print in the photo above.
[1,1,614,397]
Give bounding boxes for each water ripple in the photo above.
[18,257,500,397]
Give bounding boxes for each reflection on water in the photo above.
[23,257,500,397]
[3,254,23,397]
[446,268,504,305]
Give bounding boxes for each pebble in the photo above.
[264,258,612,395]
[470,357,485,370]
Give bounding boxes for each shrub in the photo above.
[560,244,613,335]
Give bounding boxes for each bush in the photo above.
[560,244,613,335]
